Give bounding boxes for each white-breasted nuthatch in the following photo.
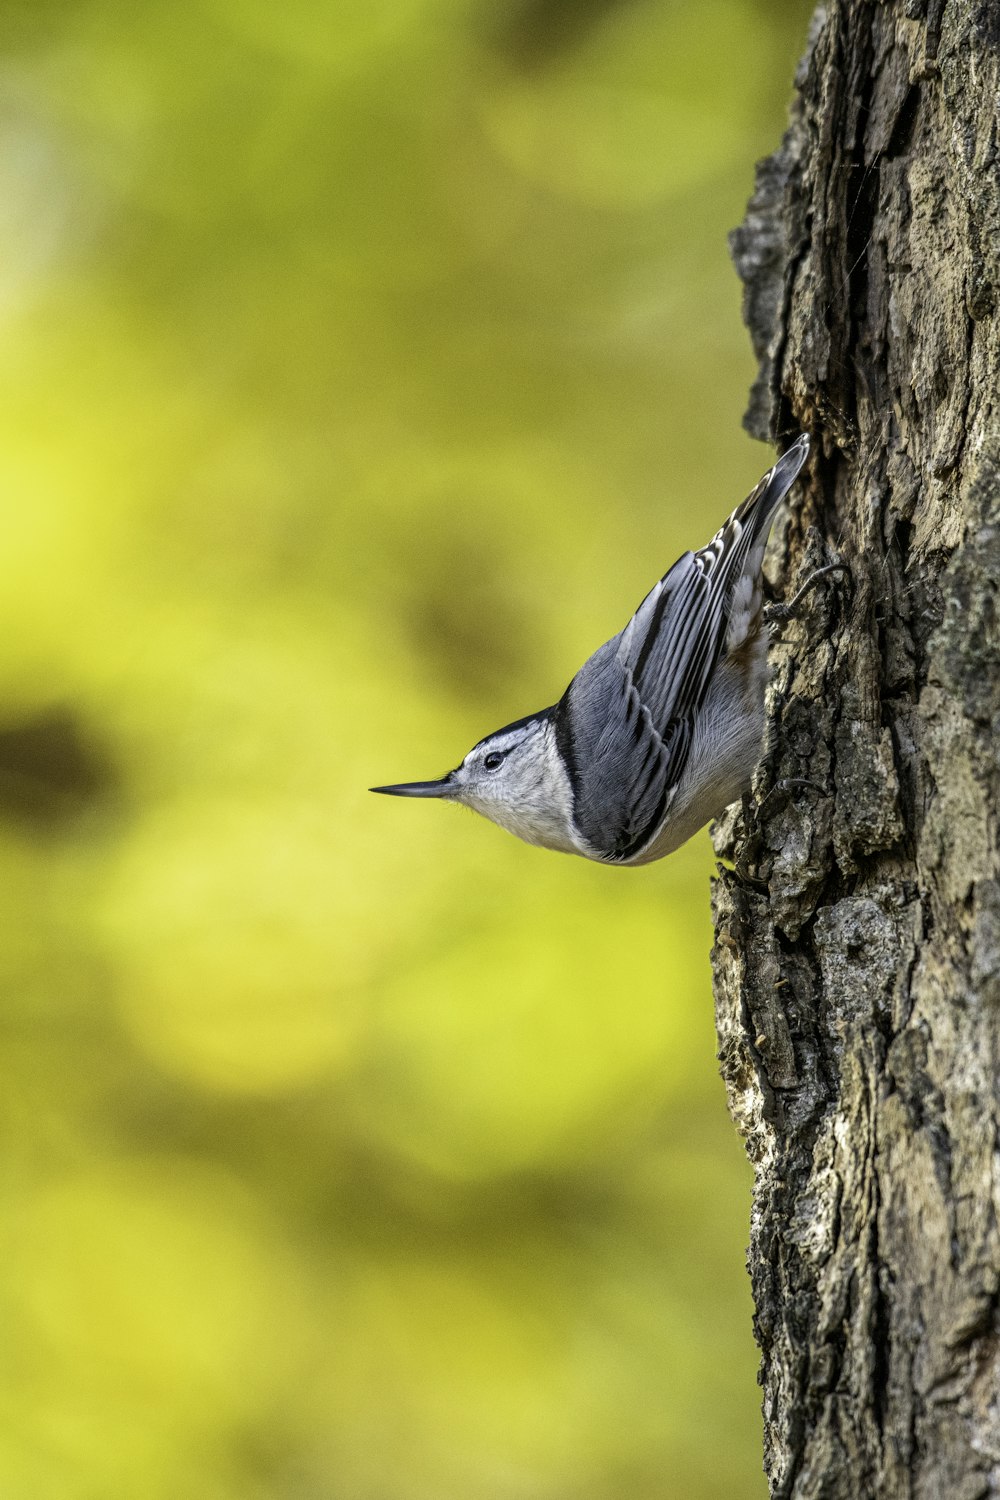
[372,436,812,865]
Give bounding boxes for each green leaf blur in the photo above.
[0,1,809,1495]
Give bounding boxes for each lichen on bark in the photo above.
[712,2,1000,1495]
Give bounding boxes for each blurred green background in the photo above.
[0,1,810,1495]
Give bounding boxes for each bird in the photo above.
[371,435,813,865]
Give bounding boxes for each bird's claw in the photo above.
[733,778,826,889]
[733,790,768,888]
[764,561,851,628]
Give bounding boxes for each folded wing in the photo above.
[554,438,809,861]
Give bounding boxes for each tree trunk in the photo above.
[711,3,1000,1496]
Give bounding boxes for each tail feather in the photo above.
[732,433,810,541]
[722,434,810,655]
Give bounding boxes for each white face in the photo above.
[449,717,579,854]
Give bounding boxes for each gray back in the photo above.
[553,445,806,861]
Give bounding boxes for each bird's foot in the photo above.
[733,790,768,890]
[764,561,851,629]
[758,776,826,813]
[732,779,825,889]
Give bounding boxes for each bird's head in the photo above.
[371,709,579,854]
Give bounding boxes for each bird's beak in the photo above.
[370,773,456,798]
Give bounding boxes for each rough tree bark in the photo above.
[711,2,1000,1496]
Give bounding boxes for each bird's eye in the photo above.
[483,751,505,771]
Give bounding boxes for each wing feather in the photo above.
[556,438,809,861]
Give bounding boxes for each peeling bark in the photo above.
[712,2,1000,1495]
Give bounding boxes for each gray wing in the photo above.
[554,438,809,861]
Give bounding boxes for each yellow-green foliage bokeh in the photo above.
[0,2,809,1495]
